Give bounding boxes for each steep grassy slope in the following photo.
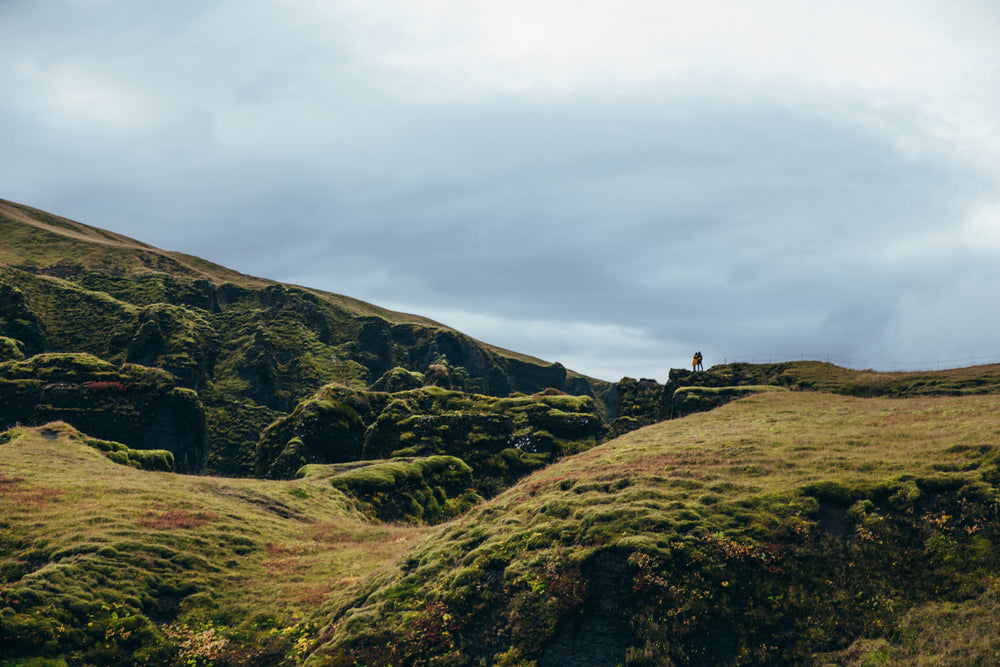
[307,390,1000,666]
[0,423,432,665]
[0,199,612,475]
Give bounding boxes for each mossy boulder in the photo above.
[254,384,391,478]
[84,435,175,471]
[322,455,481,523]
[370,366,424,393]
[0,336,26,362]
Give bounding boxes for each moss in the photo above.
[330,456,480,523]
[0,336,26,362]
[257,384,608,496]
[125,448,175,472]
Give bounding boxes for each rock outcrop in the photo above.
[255,384,609,495]
[1,200,613,475]
[0,353,207,472]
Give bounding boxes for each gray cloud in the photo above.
[2,1,999,380]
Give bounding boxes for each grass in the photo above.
[0,423,431,666]
[695,360,1000,397]
[3,198,613,475]
[3,385,1000,665]
[307,390,1000,665]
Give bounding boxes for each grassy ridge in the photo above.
[308,391,1000,665]
[0,423,431,666]
[701,360,1000,397]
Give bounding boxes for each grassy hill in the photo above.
[4,199,1000,665]
[4,382,1000,665]
[0,199,613,477]
[0,422,433,665]
[307,389,1000,665]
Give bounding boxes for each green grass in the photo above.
[0,423,432,666]
[307,390,1000,665]
[698,360,1000,397]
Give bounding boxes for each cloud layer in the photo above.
[3,1,1000,380]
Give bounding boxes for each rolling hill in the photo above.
[3,199,1000,665]
[4,382,1000,665]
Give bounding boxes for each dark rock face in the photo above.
[538,550,633,667]
[253,393,376,478]
[1,249,611,476]
[613,377,665,434]
[255,385,609,494]
[0,354,207,472]
[125,304,219,390]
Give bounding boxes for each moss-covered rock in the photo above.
[370,366,424,393]
[0,353,207,472]
[318,455,482,523]
[0,336,26,362]
[84,435,175,472]
[256,384,609,496]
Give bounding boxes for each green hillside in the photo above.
[307,390,1000,665]
[0,199,613,477]
[4,385,1000,665]
[4,199,1000,665]
[0,423,433,665]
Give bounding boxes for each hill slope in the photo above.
[308,389,1000,666]
[0,199,613,476]
[4,386,1000,665]
[0,422,432,665]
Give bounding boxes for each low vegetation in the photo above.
[4,200,1000,665]
[0,423,431,666]
[308,391,1000,665]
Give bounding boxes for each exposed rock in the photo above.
[255,384,609,495]
[0,281,47,355]
[0,353,207,472]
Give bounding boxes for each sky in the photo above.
[2,1,1000,381]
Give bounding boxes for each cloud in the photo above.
[1,1,999,380]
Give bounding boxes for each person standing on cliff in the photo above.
[693,351,703,371]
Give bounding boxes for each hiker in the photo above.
[693,351,703,371]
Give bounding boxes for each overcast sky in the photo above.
[3,1,1000,381]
